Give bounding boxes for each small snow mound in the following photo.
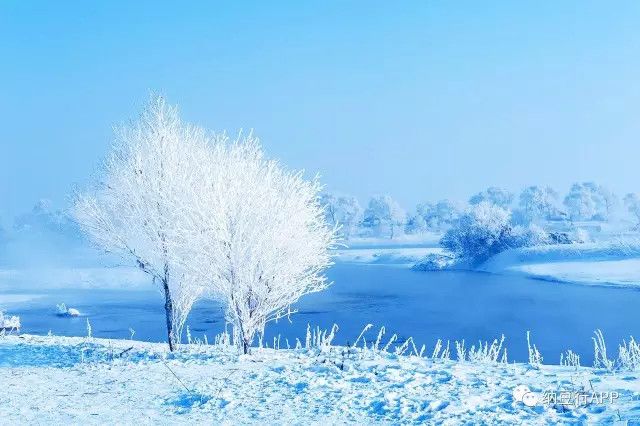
[56,303,81,317]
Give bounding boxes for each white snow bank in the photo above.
[504,259,640,287]
[1,335,639,424]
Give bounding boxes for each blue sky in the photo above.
[2,1,640,221]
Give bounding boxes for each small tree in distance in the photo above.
[518,185,559,223]
[319,193,363,239]
[624,193,640,229]
[362,195,406,239]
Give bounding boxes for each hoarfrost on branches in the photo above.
[194,136,340,354]
[362,195,406,239]
[72,95,209,350]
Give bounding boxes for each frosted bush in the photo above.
[442,203,552,265]
[570,227,591,244]
[510,223,550,247]
[0,311,21,330]
[618,337,640,371]
[441,202,514,265]
[560,350,581,368]
[412,253,456,271]
[456,335,507,364]
[592,330,640,372]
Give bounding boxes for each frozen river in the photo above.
[5,263,640,364]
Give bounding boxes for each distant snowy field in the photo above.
[1,335,639,424]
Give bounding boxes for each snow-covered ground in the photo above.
[481,242,640,287]
[1,334,639,424]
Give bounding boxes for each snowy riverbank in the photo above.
[480,242,640,288]
[0,334,639,424]
[334,246,443,265]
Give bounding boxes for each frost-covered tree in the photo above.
[407,199,462,234]
[417,199,463,231]
[73,96,209,350]
[405,212,428,234]
[599,186,618,220]
[624,193,640,229]
[195,138,339,354]
[563,182,614,221]
[362,195,406,239]
[319,193,363,239]
[441,202,513,265]
[518,186,559,223]
[469,187,514,209]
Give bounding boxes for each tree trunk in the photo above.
[242,339,250,355]
[162,264,175,352]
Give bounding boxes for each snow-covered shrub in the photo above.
[560,350,581,368]
[0,311,21,331]
[454,335,507,364]
[73,95,210,351]
[441,203,553,265]
[510,223,550,247]
[194,138,339,354]
[412,253,457,271]
[618,337,640,372]
[569,227,591,244]
[441,202,514,265]
[590,330,640,372]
